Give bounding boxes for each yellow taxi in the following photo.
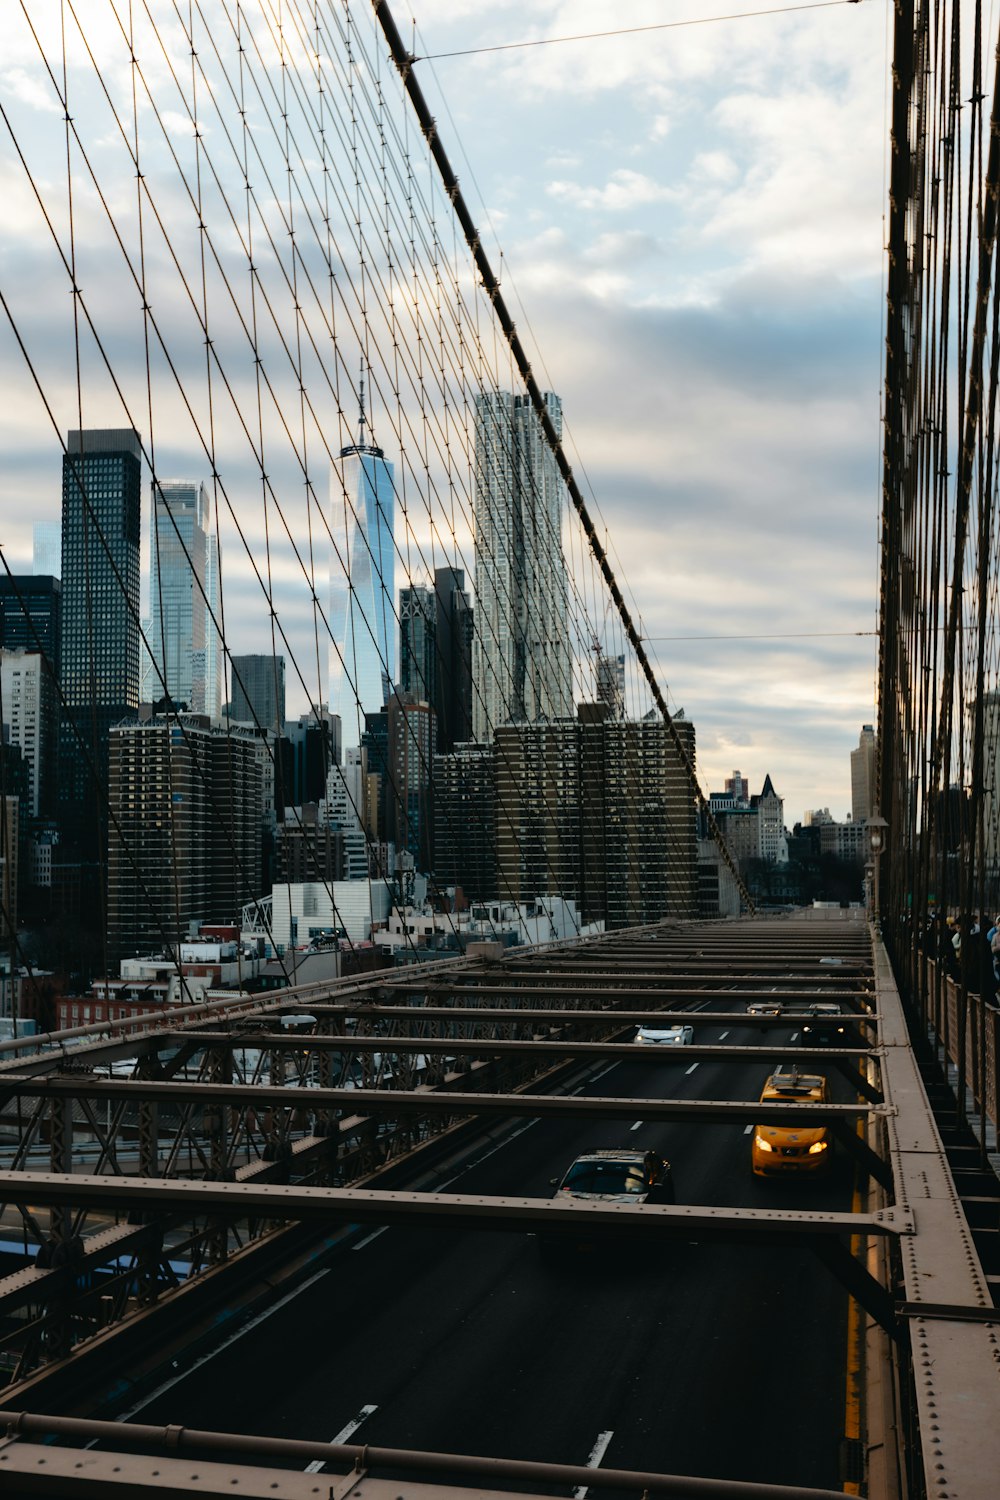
[751,1069,831,1176]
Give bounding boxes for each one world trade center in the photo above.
[329,381,396,747]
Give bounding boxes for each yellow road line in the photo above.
[843,1127,864,1495]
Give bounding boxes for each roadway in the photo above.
[116,999,856,1492]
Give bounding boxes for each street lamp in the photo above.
[867,814,888,932]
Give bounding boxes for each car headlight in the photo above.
[808,1140,828,1155]
[754,1133,774,1152]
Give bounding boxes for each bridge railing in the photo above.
[891,945,1000,1143]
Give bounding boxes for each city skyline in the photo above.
[0,3,886,824]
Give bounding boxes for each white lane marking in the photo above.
[304,1404,379,1473]
[630,1120,643,1131]
[690,1000,714,1012]
[685,1062,699,1075]
[744,1124,754,1135]
[718,1031,730,1040]
[437,1118,538,1190]
[114,1267,331,1419]
[789,1032,799,1041]
[591,1062,619,1082]
[353,1227,388,1251]
[574,1430,615,1498]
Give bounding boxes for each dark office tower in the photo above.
[360,708,391,842]
[432,743,497,901]
[58,429,141,861]
[229,654,286,735]
[388,691,436,871]
[278,708,341,809]
[0,576,61,676]
[434,567,473,752]
[399,585,436,704]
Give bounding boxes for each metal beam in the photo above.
[175,1031,878,1067]
[0,1171,902,1239]
[0,1408,857,1499]
[870,937,1000,1496]
[259,1004,879,1028]
[0,1074,884,1124]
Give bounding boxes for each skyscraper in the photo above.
[492,707,698,927]
[472,390,572,741]
[0,650,57,818]
[203,530,222,721]
[399,569,474,755]
[596,652,626,718]
[32,522,61,579]
[329,387,395,746]
[388,690,436,871]
[399,584,436,705]
[434,566,473,752]
[0,575,61,676]
[851,724,877,823]
[147,480,209,712]
[58,428,142,857]
[229,654,285,735]
[107,714,263,960]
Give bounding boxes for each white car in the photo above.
[635,1024,694,1046]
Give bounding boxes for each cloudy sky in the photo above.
[0,0,890,825]
[409,0,890,821]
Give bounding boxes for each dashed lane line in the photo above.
[718,1031,730,1040]
[744,1124,754,1135]
[630,1120,643,1131]
[685,1062,699,1075]
[112,1266,332,1421]
[789,1032,799,1041]
[353,1227,388,1251]
[304,1404,379,1474]
[573,1430,615,1499]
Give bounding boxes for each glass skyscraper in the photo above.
[32,522,61,579]
[329,405,395,748]
[472,391,573,741]
[147,480,211,713]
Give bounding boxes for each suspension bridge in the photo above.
[0,1,997,1496]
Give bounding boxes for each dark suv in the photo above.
[796,1003,850,1046]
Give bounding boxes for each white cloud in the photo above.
[547,168,679,212]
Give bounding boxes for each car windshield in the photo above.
[562,1161,647,1194]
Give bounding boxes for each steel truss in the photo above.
[0,917,994,1495]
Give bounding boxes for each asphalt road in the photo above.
[121,1001,856,1492]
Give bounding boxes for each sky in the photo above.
[409,0,890,822]
[0,0,891,827]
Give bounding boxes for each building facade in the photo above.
[229,654,286,736]
[434,566,473,751]
[0,650,57,819]
[32,522,61,579]
[493,707,698,927]
[59,428,142,859]
[107,715,263,961]
[432,743,497,902]
[0,575,61,675]
[146,480,221,718]
[388,692,436,871]
[472,391,573,740]
[329,407,395,747]
[851,724,877,824]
